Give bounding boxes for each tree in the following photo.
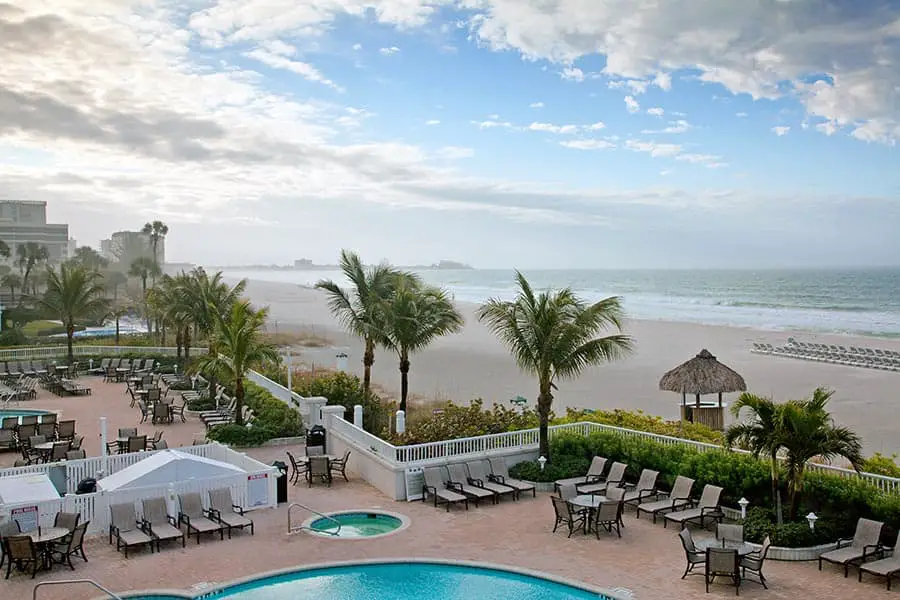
[34,263,108,363]
[2,272,22,303]
[194,301,279,426]
[316,250,410,395]
[108,303,132,345]
[477,272,632,461]
[380,279,463,412]
[71,246,108,271]
[105,270,128,303]
[141,220,168,281]
[16,242,49,292]
[129,256,161,331]
[0,239,9,259]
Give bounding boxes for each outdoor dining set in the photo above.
[0,511,89,579]
[286,447,351,487]
[0,415,84,465]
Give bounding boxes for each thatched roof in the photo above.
[659,349,747,396]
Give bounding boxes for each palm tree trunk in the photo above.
[175,328,183,359]
[206,339,217,408]
[183,326,191,361]
[115,316,120,345]
[66,323,75,364]
[362,339,375,393]
[770,454,783,524]
[160,323,167,346]
[788,466,804,520]
[537,384,554,461]
[234,376,245,426]
[399,352,410,412]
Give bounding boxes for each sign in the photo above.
[404,467,425,502]
[11,506,39,532]
[247,473,269,508]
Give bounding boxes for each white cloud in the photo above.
[425,119,441,125]
[642,119,691,134]
[586,122,606,131]
[352,43,362,51]
[473,119,515,129]
[529,122,578,134]
[560,66,584,82]
[560,139,616,150]
[647,107,665,117]
[529,101,544,108]
[379,46,400,56]
[736,112,748,117]
[626,140,682,157]
[816,121,839,135]
[609,79,649,94]
[772,126,791,136]
[653,72,672,91]
[624,96,640,114]
[245,48,342,91]
[435,146,474,159]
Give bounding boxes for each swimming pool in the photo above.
[304,510,408,539]
[124,560,618,599]
[0,409,52,423]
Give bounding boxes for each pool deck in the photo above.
[2,379,897,599]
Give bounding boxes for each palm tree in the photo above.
[380,279,463,412]
[194,301,279,426]
[108,303,132,345]
[141,220,168,282]
[315,250,410,394]
[0,240,10,259]
[71,246,108,271]
[2,272,22,303]
[477,272,633,461]
[16,242,49,292]
[105,270,128,303]
[34,264,108,362]
[129,256,161,331]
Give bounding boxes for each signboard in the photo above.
[11,505,39,532]
[247,473,269,508]
[405,467,425,502]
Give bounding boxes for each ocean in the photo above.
[221,268,900,337]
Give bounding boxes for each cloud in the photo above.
[647,107,664,117]
[435,146,474,159]
[736,112,748,118]
[528,122,578,134]
[772,126,791,136]
[529,101,544,108]
[560,139,616,150]
[624,96,640,114]
[352,43,362,51]
[560,66,584,82]
[642,119,691,134]
[245,48,343,91]
[626,139,725,167]
[379,46,400,55]
[586,122,606,131]
[472,118,515,129]
[425,119,441,125]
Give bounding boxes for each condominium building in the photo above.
[102,230,165,265]
[0,200,70,262]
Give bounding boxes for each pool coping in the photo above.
[297,508,411,540]
[113,558,630,599]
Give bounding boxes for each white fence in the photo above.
[0,345,207,360]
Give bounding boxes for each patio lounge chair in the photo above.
[178,493,224,544]
[636,475,695,523]
[465,460,517,501]
[663,484,724,529]
[141,497,185,550]
[555,456,607,490]
[208,487,254,537]
[446,463,496,505]
[678,528,705,579]
[487,457,536,498]
[551,495,585,538]
[819,517,884,577]
[859,550,900,590]
[422,467,468,511]
[622,469,659,510]
[579,461,626,495]
[109,502,154,557]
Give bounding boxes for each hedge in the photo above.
[206,381,304,447]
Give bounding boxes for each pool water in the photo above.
[310,512,403,538]
[129,563,608,599]
[0,409,52,423]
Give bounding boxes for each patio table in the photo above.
[28,526,70,570]
[569,494,606,534]
[695,539,756,557]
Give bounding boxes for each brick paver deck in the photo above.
[1,377,895,599]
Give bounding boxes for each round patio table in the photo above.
[28,526,70,569]
[569,494,606,534]
[695,539,756,556]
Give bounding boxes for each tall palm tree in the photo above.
[141,220,169,282]
[316,250,410,394]
[129,256,161,331]
[2,272,22,303]
[380,279,463,412]
[194,301,279,426]
[71,246,108,271]
[34,264,108,363]
[108,303,132,345]
[477,272,633,460]
[16,242,49,293]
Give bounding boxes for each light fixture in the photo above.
[537,456,547,471]
[738,497,749,520]
[806,512,818,531]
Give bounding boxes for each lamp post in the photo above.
[538,456,547,471]
[738,497,749,520]
[806,512,818,531]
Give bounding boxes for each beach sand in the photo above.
[242,278,900,455]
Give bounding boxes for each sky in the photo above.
[1,1,899,269]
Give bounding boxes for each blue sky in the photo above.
[1,1,899,268]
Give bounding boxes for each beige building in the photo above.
[102,230,166,265]
[0,200,70,262]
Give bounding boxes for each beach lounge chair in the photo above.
[579,461,626,495]
[108,502,154,557]
[859,551,900,589]
[208,488,254,537]
[178,492,224,544]
[88,358,110,374]
[555,456,607,490]
[447,463,496,505]
[636,475,695,523]
[622,469,659,510]
[678,528,705,579]
[422,466,468,511]
[141,497,185,550]
[465,460,517,501]
[663,484,724,528]
[819,517,884,577]
[488,457,536,498]
[551,495,585,538]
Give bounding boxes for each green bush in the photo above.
[288,369,392,434]
[742,507,837,546]
[0,328,27,347]
[187,395,218,411]
[863,453,900,478]
[557,407,723,444]
[205,424,278,447]
[386,399,540,445]
[206,381,305,446]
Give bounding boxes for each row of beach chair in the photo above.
[422,458,537,511]
[752,339,900,371]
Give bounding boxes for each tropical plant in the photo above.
[315,250,411,394]
[194,301,279,426]
[107,303,132,345]
[379,279,463,412]
[141,220,168,280]
[0,239,9,259]
[476,271,632,461]
[105,270,128,303]
[33,263,108,362]
[128,256,161,331]
[16,242,49,292]
[71,246,108,271]
[2,272,22,303]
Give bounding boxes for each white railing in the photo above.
[246,369,307,409]
[0,345,207,360]
[329,416,398,462]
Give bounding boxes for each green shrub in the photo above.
[205,424,278,447]
[187,395,218,411]
[0,328,27,347]
[742,507,837,546]
[287,369,392,434]
[386,399,540,445]
[509,455,588,483]
[863,453,900,478]
[557,407,723,444]
[205,381,304,447]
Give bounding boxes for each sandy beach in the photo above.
[241,278,900,456]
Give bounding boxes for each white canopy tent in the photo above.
[0,473,60,506]
[97,449,247,491]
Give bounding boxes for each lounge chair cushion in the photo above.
[638,497,690,514]
[218,512,253,529]
[118,529,152,547]
[861,556,900,576]
[664,507,705,524]
[555,476,588,488]
[435,488,467,503]
[819,545,871,565]
[578,482,610,495]
[148,522,183,541]
[186,516,221,533]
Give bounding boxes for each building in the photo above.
[0,200,70,262]
[294,258,313,268]
[104,230,165,266]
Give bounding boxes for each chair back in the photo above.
[758,536,772,560]
[679,527,697,553]
[57,420,76,439]
[142,375,153,387]
[587,456,607,478]
[423,467,445,489]
[447,463,468,483]
[54,512,80,531]
[716,523,744,544]
[69,522,88,551]
[1,417,16,430]
[558,483,578,500]
[208,488,234,513]
[153,402,169,421]
[551,495,570,520]
[488,457,510,479]
[466,460,488,481]
[5,536,36,561]
[852,518,884,548]
[50,441,70,461]
[286,451,302,472]
[670,475,695,500]
[127,435,147,453]
[118,428,138,438]
[100,359,110,369]
[698,484,723,509]
[147,388,161,403]
[306,445,324,457]
[0,519,21,539]
[66,449,86,460]
[105,366,116,378]
[308,456,329,477]
[17,423,36,440]
[706,547,739,576]
[42,413,57,425]
[20,415,38,426]
[606,486,625,502]
[605,462,627,486]
[120,359,131,370]
[28,434,46,448]
[155,439,168,450]
[179,493,204,519]
[110,502,138,532]
[594,500,620,524]
[142,497,169,525]
[636,469,659,492]
[37,422,56,438]
[109,358,121,368]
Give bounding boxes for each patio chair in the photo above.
[57,420,76,441]
[152,401,171,425]
[127,435,147,453]
[717,523,744,545]
[593,499,623,539]
[558,482,579,500]
[171,401,187,423]
[104,366,116,382]
[422,466,468,511]
[578,461,626,495]
[66,449,86,460]
[487,457,536,498]
[49,441,70,462]
[154,440,168,450]
[465,460,517,501]
[622,469,659,510]
[109,502,154,558]
[0,429,13,451]
[3,535,42,579]
[306,455,332,487]
[551,495,585,538]
[0,520,20,569]
[50,521,89,570]
[329,450,351,482]
[286,451,306,485]
[208,488,254,537]
[178,492,224,544]
[555,456,607,490]
[819,517,885,577]
[37,422,56,439]
[636,475,695,523]
[663,484,724,529]
[859,550,900,590]
[679,528,705,578]
[118,427,138,438]
[41,413,57,425]
[54,512,80,532]
[141,497,185,550]
[447,463,496,505]
[89,358,110,374]
[706,547,740,594]
[741,536,770,589]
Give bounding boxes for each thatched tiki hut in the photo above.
[659,349,747,431]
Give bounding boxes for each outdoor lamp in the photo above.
[538,456,547,471]
[806,512,818,531]
[738,497,749,520]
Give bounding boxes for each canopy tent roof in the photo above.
[0,473,60,506]
[659,349,747,399]
[97,449,246,492]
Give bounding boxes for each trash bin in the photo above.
[75,478,97,495]
[272,461,288,504]
[306,425,326,451]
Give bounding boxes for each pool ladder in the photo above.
[33,579,123,600]
[287,502,342,536]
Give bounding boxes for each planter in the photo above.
[745,540,837,562]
